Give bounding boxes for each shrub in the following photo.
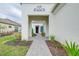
[41,32,45,37]
[32,28,36,37]
[50,35,55,41]
[64,41,79,56]
[14,32,21,41]
[32,33,36,37]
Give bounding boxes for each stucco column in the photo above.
[22,15,29,40]
[49,13,55,37]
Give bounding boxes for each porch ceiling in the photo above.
[28,15,48,21]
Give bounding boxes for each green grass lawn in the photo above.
[0,35,29,56]
[0,45,28,56]
[0,35,16,44]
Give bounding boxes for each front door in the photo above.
[36,26,39,33]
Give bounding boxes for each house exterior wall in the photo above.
[0,23,15,33]
[22,3,79,44]
[52,3,79,44]
[22,4,55,40]
[49,13,55,36]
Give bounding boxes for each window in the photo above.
[41,26,44,32]
[9,26,12,28]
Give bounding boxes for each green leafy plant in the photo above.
[41,32,45,37]
[14,32,21,41]
[32,33,36,37]
[50,35,55,41]
[64,41,79,56]
[32,28,36,37]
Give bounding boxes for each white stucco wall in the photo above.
[49,13,55,36]
[22,4,55,40]
[22,3,79,44]
[52,3,79,44]
[21,9,28,40]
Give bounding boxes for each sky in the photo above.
[0,3,22,24]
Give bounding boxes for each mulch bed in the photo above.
[5,40,32,47]
[46,40,67,56]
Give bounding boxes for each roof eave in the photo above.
[52,3,66,15]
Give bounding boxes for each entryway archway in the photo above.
[28,15,49,37]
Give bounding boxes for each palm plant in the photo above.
[64,41,79,56]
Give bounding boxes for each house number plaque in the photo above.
[33,5,45,12]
